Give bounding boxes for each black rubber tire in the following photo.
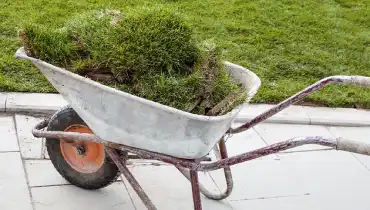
[46,105,120,190]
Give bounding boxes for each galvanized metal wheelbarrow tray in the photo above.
[15,47,370,210]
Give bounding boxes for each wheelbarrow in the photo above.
[15,47,370,210]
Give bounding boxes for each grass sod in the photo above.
[19,9,245,115]
[1,0,369,108]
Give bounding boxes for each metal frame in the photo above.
[32,75,370,210]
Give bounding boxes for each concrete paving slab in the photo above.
[0,115,19,152]
[42,139,49,159]
[15,114,45,158]
[236,104,310,124]
[31,182,135,210]
[254,123,334,152]
[275,151,370,194]
[0,152,33,210]
[210,157,294,201]
[0,92,7,111]
[122,165,232,210]
[226,124,268,156]
[25,160,69,187]
[207,124,271,161]
[210,150,370,201]
[230,191,370,210]
[327,126,370,170]
[25,158,123,184]
[230,194,312,210]
[7,93,67,114]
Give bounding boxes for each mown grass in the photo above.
[1,0,369,107]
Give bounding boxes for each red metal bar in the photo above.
[200,136,337,171]
[106,148,157,210]
[190,169,202,210]
[128,154,211,161]
[106,136,337,171]
[230,76,370,134]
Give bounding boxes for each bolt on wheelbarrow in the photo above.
[15,47,370,210]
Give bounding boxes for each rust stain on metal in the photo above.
[190,169,202,210]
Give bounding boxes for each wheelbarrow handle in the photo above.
[337,138,370,156]
[14,47,40,63]
[231,75,370,134]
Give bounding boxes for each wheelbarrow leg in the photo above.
[190,169,202,210]
[177,138,233,200]
[106,148,157,210]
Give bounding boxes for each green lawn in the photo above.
[1,0,369,107]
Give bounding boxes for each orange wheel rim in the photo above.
[60,125,105,173]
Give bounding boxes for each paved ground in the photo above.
[2,113,370,210]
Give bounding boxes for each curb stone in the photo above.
[1,92,67,115]
[2,92,370,127]
[234,104,370,127]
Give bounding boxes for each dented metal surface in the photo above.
[230,75,370,134]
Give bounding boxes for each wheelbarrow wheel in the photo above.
[45,106,121,190]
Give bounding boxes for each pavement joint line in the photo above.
[121,175,138,210]
[41,138,46,159]
[24,157,50,160]
[0,150,21,153]
[251,127,280,160]
[205,170,235,209]
[252,127,269,146]
[4,93,7,112]
[30,179,123,189]
[323,126,370,173]
[12,114,36,210]
[207,171,234,208]
[30,183,72,188]
[308,114,312,125]
[228,193,311,202]
[351,154,370,172]
[40,138,43,161]
[207,171,220,192]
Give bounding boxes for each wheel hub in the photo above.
[60,125,105,173]
[76,145,86,155]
